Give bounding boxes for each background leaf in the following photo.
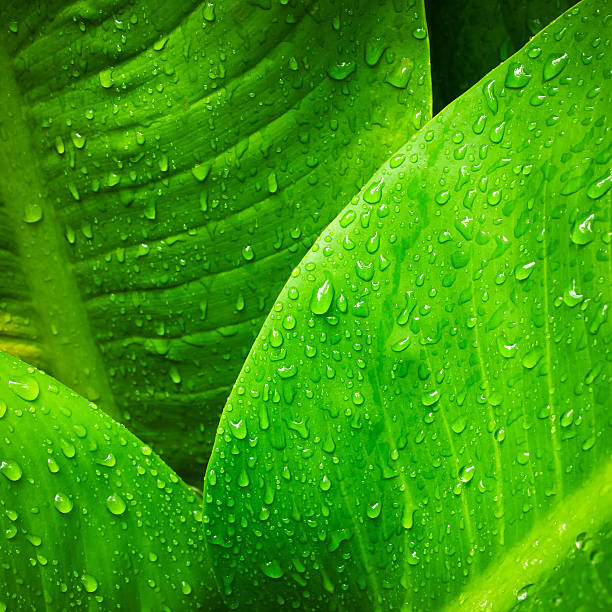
[203,1,611,608]
[0,0,431,483]
[426,0,578,113]
[0,350,220,610]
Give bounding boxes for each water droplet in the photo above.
[459,465,475,483]
[543,52,569,81]
[7,376,40,401]
[260,559,283,579]
[562,280,584,307]
[192,163,210,182]
[97,453,116,467]
[81,574,98,593]
[363,177,383,204]
[23,203,43,224]
[421,390,440,407]
[522,348,543,369]
[106,494,127,515]
[181,580,192,595]
[365,37,386,67]
[451,417,466,434]
[99,69,113,88]
[328,60,356,81]
[489,121,506,144]
[320,475,332,491]
[435,190,450,205]
[309,274,334,315]
[0,460,23,482]
[494,428,506,443]
[203,1,215,22]
[242,245,255,261]
[587,170,612,200]
[269,327,283,348]
[47,457,60,473]
[53,493,73,514]
[366,501,382,519]
[70,131,86,149]
[386,58,413,89]
[515,261,535,280]
[267,172,278,194]
[482,80,498,113]
[229,418,247,440]
[570,213,595,245]
[402,504,415,529]
[505,62,531,88]
[497,335,518,358]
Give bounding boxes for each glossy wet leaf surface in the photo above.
[0,351,219,610]
[0,0,431,483]
[204,1,611,608]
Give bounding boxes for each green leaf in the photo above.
[426,0,578,112]
[203,1,611,608]
[0,350,220,610]
[0,0,431,483]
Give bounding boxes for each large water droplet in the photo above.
[505,62,532,88]
[106,493,127,515]
[81,574,98,593]
[543,52,569,81]
[309,274,334,315]
[260,559,283,579]
[0,460,23,482]
[53,492,73,514]
[229,418,247,440]
[570,213,595,245]
[7,377,40,401]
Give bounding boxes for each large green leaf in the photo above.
[203,0,611,608]
[426,0,578,113]
[0,350,220,610]
[0,0,431,483]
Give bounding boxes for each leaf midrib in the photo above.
[0,43,118,417]
[448,459,612,610]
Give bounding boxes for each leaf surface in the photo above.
[0,350,220,610]
[203,1,612,608]
[0,0,431,482]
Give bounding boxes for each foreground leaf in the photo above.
[0,351,219,610]
[0,0,431,482]
[426,0,578,112]
[204,1,611,608]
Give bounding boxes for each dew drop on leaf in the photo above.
[7,377,40,401]
[53,492,73,514]
[105,494,127,515]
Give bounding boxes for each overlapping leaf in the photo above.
[0,0,431,482]
[0,350,220,610]
[204,1,611,608]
